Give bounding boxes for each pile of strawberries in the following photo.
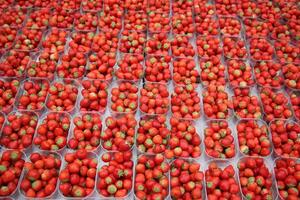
[0,1,299,199]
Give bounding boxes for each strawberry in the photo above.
[0,111,38,149]
[148,12,171,33]
[200,56,226,86]
[74,12,98,32]
[0,78,20,113]
[119,30,146,54]
[124,11,147,32]
[232,87,262,119]
[80,79,108,112]
[25,8,51,29]
[167,118,201,159]
[34,112,70,151]
[237,119,271,157]
[270,119,300,158]
[145,32,170,56]
[204,120,235,159]
[136,115,170,154]
[16,78,49,111]
[0,50,30,78]
[86,52,116,80]
[101,114,136,152]
[171,159,204,200]
[68,113,102,151]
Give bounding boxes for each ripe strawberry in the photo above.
[124,11,147,32]
[270,21,292,41]
[110,82,138,113]
[92,31,118,53]
[68,113,102,151]
[98,10,122,35]
[237,1,260,18]
[124,0,147,11]
[0,112,5,131]
[172,12,194,36]
[215,0,240,16]
[0,50,30,78]
[148,12,170,33]
[223,37,248,60]
[25,8,51,29]
[274,158,300,200]
[0,0,13,10]
[81,0,103,12]
[20,152,61,198]
[139,82,169,114]
[49,8,75,29]
[74,12,98,32]
[167,117,201,158]
[68,31,94,54]
[16,78,49,111]
[46,80,78,112]
[145,32,170,56]
[219,17,241,36]
[60,0,81,10]
[119,30,146,54]
[171,84,201,119]
[200,56,226,86]
[86,52,115,80]
[227,59,254,87]
[172,0,193,13]
[249,38,274,61]
[145,55,171,83]
[101,114,136,152]
[97,151,133,197]
[0,150,25,196]
[194,0,216,16]
[0,111,38,149]
[57,51,86,79]
[238,157,273,200]
[197,36,222,58]
[205,162,241,200]
[0,26,17,53]
[282,64,300,90]
[195,17,219,36]
[41,28,68,54]
[289,91,300,121]
[0,78,20,113]
[26,50,57,80]
[173,58,199,86]
[13,28,43,51]
[147,0,170,13]
[0,7,27,28]
[270,119,300,158]
[134,154,169,199]
[171,35,195,58]
[274,40,299,64]
[203,85,232,119]
[171,159,204,199]
[59,150,97,197]
[204,120,235,159]
[232,87,262,119]
[258,2,281,23]
[80,79,108,112]
[243,18,269,39]
[136,115,170,154]
[254,61,283,89]
[259,87,293,122]
[103,0,124,12]
[34,112,70,151]
[116,54,144,81]
[237,119,271,157]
